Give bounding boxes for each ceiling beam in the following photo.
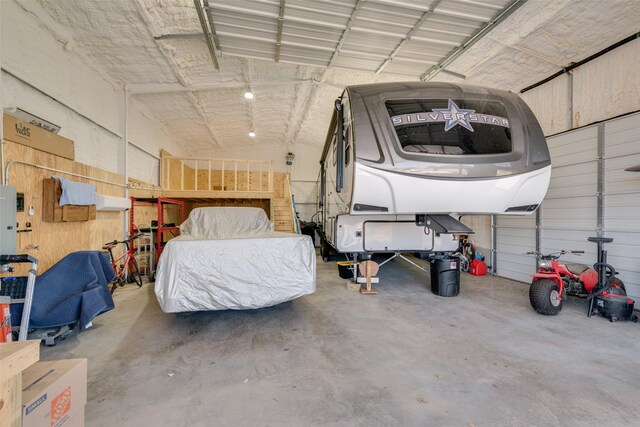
[375,0,442,74]
[275,0,286,62]
[129,79,317,96]
[194,0,220,70]
[184,91,223,148]
[420,0,528,81]
[203,0,222,51]
[326,0,364,68]
[154,33,203,41]
[439,69,467,79]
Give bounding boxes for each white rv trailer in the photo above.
[318,82,551,261]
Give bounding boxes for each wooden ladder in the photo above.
[272,173,296,233]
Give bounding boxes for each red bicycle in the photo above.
[102,234,143,294]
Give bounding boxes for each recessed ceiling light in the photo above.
[248,131,256,137]
[243,90,254,100]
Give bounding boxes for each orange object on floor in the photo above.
[0,297,13,342]
[469,259,487,276]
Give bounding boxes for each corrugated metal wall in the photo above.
[495,112,640,302]
[602,113,640,301]
[540,126,598,258]
[495,214,536,284]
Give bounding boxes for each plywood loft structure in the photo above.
[0,140,297,275]
[159,150,296,233]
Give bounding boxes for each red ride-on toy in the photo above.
[527,237,626,316]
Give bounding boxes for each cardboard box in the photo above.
[66,407,85,427]
[22,359,87,427]
[3,115,75,160]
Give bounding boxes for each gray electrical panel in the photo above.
[0,185,17,255]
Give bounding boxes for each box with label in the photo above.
[22,358,87,427]
[3,115,75,160]
[65,406,85,427]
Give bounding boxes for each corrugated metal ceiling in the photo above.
[203,0,515,76]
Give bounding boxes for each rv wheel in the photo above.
[529,279,563,316]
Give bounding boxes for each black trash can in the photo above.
[430,257,460,297]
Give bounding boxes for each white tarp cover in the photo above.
[154,207,316,312]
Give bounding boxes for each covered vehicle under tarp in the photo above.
[154,207,316,312]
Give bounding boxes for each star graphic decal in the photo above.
[433,99,476,132]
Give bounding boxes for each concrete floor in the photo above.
[41,254,640,427]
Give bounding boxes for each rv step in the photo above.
[423,215,474,235]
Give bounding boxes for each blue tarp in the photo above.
[11,251,115,331]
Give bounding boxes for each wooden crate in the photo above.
[42,178,96,222]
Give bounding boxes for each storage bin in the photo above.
[337,261,360,279]
[430,257,460,297]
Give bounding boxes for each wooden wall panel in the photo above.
[129,179,183,232]
[168,158,184,190]
[182,163,195,190]
[273,172,287,198]
[129,179,158,228]
[160,151,279,194]
[2,141,125,273]
[192,170,271,192]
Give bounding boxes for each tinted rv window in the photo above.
[386,99,512,155]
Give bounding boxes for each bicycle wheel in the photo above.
[127,258,143,288]
[110,274,124,295]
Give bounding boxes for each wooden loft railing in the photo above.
[159,152,296,231]
[160,154,274,199]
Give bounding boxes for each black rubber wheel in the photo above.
[127,259,143,288]
[529,279,563,315]
[320,238,332,262]
[109,279,119,295]
[148,271,156,282]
